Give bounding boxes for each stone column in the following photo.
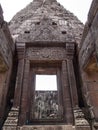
[66,42,78,108]
[19,59,30,125]
[13,43,25,107]
[13,59,25,107]
[2,43,25,130]
[57,68,63,117]
[62,60,73,124]
[67,59,78,108]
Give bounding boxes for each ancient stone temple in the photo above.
[0,0,98,130]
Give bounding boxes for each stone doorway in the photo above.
[29,64,64,124]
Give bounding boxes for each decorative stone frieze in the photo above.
[26,47,66,61]
[74,108,90,130]
[2,107,19,130]
[74,108,89,126]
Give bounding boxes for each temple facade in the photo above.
[0,0,98,130]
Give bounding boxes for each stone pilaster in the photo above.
[19,59,30,125]
[62,60,73,124]
[2,43,25,130]
[13,42,25,107]
[66,42,78,108]
[67,59,79,108]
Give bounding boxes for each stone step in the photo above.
[19,125,75,130]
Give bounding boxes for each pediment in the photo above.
[17,19,58,42]
[16,17,75,43]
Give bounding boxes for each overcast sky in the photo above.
[0,0,92,24]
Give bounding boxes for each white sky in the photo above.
[36,75,57,91]
[0,0,92,24]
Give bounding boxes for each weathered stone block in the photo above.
[19,125,74,130]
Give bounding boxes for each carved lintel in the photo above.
[26,47,66,61]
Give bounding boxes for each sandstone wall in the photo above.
[79,0,98,128]
[0,5,15,126]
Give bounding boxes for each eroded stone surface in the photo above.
[9,0,84,47]
[0,5,15,128]
[79,0,98,129]
[19,125,74,130]
[1,0,98,130]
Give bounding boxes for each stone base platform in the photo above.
[18,125,91,130]
[18,125,75,130]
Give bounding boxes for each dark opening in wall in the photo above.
[24,31,30,33]
[61,31,67,34]
[58,3,60,6]
[52,22,57,25]
[36,22,40,25]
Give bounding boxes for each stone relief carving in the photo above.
[16,17,75,43]
[74,108,90,126]
[2,107,19,130]
[32,91,62,120]
[26,47,66,60]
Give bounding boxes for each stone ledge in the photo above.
[75,126,91,130]
[19,125,74,130]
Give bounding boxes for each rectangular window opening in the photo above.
[35,75,57,91]
[32,74,62,120]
